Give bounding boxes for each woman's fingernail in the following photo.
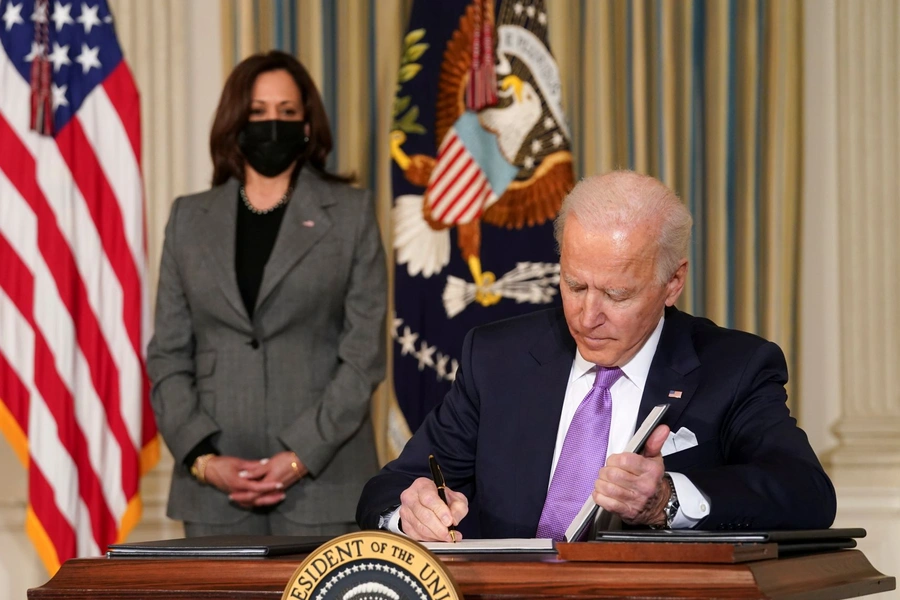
[275,482,284,490]
[260,458,269,465]
[238,470,249,478]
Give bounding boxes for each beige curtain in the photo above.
[548,0,802,359]
[221,0,803,459]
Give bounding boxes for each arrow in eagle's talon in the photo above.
[468,256,502,306]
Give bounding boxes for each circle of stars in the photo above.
[312,562,428,600]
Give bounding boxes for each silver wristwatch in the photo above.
[662,474,680,528]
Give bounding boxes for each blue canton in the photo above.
[1,0,123,134]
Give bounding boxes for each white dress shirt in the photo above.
[556,316,710,528]
[382,315,710,534]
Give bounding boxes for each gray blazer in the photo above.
[147,169,386,526]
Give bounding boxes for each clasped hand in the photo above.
[203,450,308,509]
[398,477,468,542]
[592,424,671,527]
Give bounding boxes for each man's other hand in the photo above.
[592,424,671,527]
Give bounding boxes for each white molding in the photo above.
[837,486,900,515]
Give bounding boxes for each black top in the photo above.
[182,189,288,469]
[235,190,288,319]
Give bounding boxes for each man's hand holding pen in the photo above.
[398,476,468,542]
[428,455,460,542]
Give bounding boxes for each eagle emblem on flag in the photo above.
[391,0,574,317]
[389,0,572,439]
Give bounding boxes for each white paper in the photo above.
[422,538,554,553]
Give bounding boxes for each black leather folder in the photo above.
[594,528,866,554]
[106,535,331,557]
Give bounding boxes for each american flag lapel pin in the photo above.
[668,390,683,399]
[302,220,315,227]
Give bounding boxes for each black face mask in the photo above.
[238,119,309,177]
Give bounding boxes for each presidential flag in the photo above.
[389,0,574,449]
[0,0,157,573]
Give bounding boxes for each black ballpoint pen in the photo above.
[428,454,458,542]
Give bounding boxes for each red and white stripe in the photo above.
[0,39,156,574]
[426,131,496,226]
[464,5,498,111]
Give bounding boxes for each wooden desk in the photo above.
[29,548,894,600]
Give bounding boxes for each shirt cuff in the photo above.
[667,471,711,528]
[378,506,405,535]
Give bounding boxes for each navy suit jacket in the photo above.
[357,307,835,537]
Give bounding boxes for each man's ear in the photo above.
[664,259,688,307]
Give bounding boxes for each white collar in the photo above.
[572,315,665,393]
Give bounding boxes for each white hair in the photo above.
[554,170,693,283]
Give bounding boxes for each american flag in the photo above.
[0,0,157,574]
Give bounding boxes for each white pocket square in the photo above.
[661,427,698,457]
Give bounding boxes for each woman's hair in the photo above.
[209,50,353,186]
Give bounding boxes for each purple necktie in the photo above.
[536,366,623,541]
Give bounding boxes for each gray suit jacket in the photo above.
[147,169,386,525]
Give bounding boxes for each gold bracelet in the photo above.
[289,452,300,476]
[190,454,215,484]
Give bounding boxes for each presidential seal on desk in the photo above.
[282,531,462,600]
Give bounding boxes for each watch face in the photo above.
[665,504,678,527]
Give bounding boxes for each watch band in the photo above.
[190,453,215,484]
[662,474,680,528]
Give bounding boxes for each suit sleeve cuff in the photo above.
[169,414,221,466]
[667,471,711,528]
[182,436,220,469]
